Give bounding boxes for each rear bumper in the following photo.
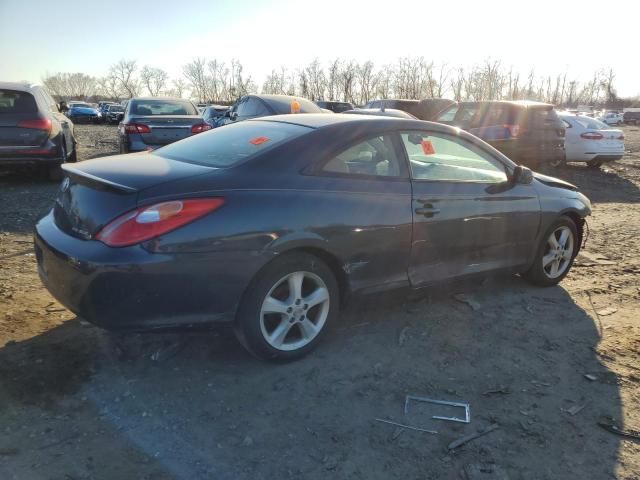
[34,211,246,331]
[0,154,63,168]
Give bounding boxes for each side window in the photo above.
[235,97,251,117]
[436,105,458,123]
[322,135,402,178]
[400,131,508,183]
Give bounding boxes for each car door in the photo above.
[399,130,541,285]
[562,118,581,159]
[307,133,413,292]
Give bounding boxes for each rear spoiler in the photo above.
[62,164,137,193]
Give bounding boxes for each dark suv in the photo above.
[314,101,354,113]
[365,98,455,120]
[623,111,640,125]
[0,82,77,179]
[435,100,565,168]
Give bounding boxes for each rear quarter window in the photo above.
[0,89,38,114]
[155,121,312,168]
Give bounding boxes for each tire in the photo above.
[586,160,603,169]
[234,253,339,361]
[522,216,579,287]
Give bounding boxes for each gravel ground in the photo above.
[0,123,639,480]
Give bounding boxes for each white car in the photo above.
[560,114,625,168]
[598,112,624,126]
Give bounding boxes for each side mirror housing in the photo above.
[512,165,533,185]
[229,111,238,121]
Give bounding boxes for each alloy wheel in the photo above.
[259,271,330,351]
[542,226,574,279]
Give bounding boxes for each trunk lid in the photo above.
[128,115,203,146]
[53,152,215,239]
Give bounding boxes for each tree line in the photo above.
[42,57,636,108]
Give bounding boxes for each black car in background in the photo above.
[105,104,124,124]
[35,114,591,360]
[201,104,229,128]
[0,82,76,179]
[435,100,566,168]
[315,101,354,113]
[219,94,323,126]
[623,111,640,125]
[342,108,417,119]
[366,98,455,120]
[118,97,210,153]
[98,101,118,120]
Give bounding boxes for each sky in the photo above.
[0,0,638,97]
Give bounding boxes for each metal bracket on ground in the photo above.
[404,395,471,424]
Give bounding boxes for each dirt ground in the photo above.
[0,123,639,480]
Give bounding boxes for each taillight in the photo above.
[191,123,212,134]
[617,134,625,140]
[124,123,151,134]
[503,124,521,137]
[95,198,224,247]
[580,132,603,140]
[18,118,52,133]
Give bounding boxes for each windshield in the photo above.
[129,99,197,116]
[155,120,312,167]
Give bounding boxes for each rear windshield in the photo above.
[0,89,38,114]
[108,106,123,112]
[129,99,197,116]
[575,117,609,130]
[155,120,312,168]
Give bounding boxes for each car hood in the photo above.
[533,172,578,191]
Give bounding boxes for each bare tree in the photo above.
[305,59,326,100]
[140,66,168,96]
[96,73,122,100]
[42,72,97,99]
[326,59,341,101]
[183,58,208,102]
[171,79,187,98]
[110,60,139,98]
[356,61,376,105]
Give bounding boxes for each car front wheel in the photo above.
[522,216,579,286]
[235,253,338,361]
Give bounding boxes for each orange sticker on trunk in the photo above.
[249,136,270,145]
[421,140,435,155]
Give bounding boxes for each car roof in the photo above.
[130,96,193,102]
[342,108,417,119]
[0,82,39,92]
[459,100,554,108]
[250,113,453,132]
[248,94,322,113]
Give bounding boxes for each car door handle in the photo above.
[415,207,441,217]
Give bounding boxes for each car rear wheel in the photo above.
[234,253,338,361]
[586,160,603,169]
[522,216,578,286]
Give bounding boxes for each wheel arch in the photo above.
[560,209,586,249]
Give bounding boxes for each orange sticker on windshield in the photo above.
[421,140,435,155]
[290,100,301,114]
[249,136,270,145]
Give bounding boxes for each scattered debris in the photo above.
[150,342,184,362]
[482,386,510,396]
[564,404,586,416]
[448,424,499,450]
[404,395,470,424]
[398,326,410,346]
[596,307,618,316]
[584,374,597,381]
[454,293,481,311]
[374,418,437,435]
[577,251,617,266]
[597,417,640,441]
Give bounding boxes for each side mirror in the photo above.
[229,111,238,121]
[512,165,533,185]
